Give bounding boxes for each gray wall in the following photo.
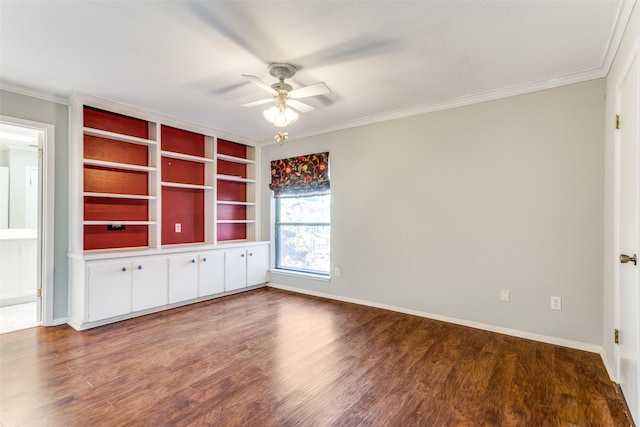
[0,89,69,321]
[261,79,605,345]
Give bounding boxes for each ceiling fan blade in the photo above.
[288,82,331,99]
[242,75,277,96]
[287,100,315,113]
[240,98,274,108]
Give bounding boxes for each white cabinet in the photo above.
[132,258,168,311]
[199,251,225,296]
[169,255,199,303]
[247,245,269,286]
[87,262,132,322]
[225,248,248,291]
[225,244,270,291]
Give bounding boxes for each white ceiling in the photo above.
[0,1,634,144]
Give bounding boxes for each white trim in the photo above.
[268,283,603,354]
[602,0,638,74]
[261,69,608,146]
[269,269,330,282]
[0,80,68,105]
[0,115,55,327]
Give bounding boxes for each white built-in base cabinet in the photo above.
[69,242,269,330]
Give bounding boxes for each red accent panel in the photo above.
[84,167,148,195]
[217,180,247,202]
[162,157,205,185]
[217,159,246,178]
[161,125,205,157]
[218,139,247,158]
[217,223,247,241]
[162,187,205,245]
[84,225,148,250]
[84,197,148,221]
[84,106,148,139]
[217,204,246,221]
[84,135,148,166]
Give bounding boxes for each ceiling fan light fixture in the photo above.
[263,105,299,128]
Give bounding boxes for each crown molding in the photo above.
[601,0,637,73]
[262,67,606,146]
[0,80,69,105]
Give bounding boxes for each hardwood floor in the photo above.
[0,288,633,426]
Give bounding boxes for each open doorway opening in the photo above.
[0,122,43,333]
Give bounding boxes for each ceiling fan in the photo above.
[241,63,331,128]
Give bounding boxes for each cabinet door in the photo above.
[169,255,199,303]
[225,248,247,291]
[87,262,131,321]
[247,245,269,286]
[132,258,168,311]
[199,251,225,296]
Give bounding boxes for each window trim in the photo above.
[274,194,331,276]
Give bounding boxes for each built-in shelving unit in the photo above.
[68,94,269,331]
[216,139,257,242]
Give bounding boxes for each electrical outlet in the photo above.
[551,296,562,310]
[334,267,341,277]
[175,223,182,233]
[500,289,510,302]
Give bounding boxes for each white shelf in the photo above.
[84,158,157,173]
[83,221,157,226]
[216,174,255,183]
[216,220,256,224]
[217,153,255,165]
[161,150,213,163]
[84,192,157,200]
[216,200,255,206]
[84,127,156,146]
[162,182,214,190]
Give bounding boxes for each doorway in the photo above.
[0,118,54,333]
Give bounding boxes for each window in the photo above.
[275,194,330,275]
[270,152,331,276]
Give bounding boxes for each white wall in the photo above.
[7,147,38,229]
[0,89,69,321]
[261,79,605,346]
[603,4,640,375]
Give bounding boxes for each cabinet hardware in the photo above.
[137,265,142,270]
[249,252,253,256]
[241,253,245,257]
[191,259,196,263]
[121,267,127,272]
[202,258,207,262]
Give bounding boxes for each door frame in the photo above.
[612,40,640,414]
[0,115,55,326]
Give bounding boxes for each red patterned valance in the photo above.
[269,152,330,198]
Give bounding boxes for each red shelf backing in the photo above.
[162,157,205,186]
[84,225,149,250]
[216,180,247,202]
[84,197,148,221]
[217,204,247,221]
[217,159,247,178]
[161,125,205,157]
[217,223,247,241]
[84,135,148,166]
[84,106,149,139]
[161,187,205,245]
[84,167,149,195]
[218,139,247,158]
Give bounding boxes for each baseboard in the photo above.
[268,283,603,355]
[600,348,617,382]
[50,317,69,327]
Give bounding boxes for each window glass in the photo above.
[276,194,330,275]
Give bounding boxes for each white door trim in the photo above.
[0,115,55,326]
[612,39,640,418]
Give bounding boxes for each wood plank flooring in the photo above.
[0,288,633,426]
